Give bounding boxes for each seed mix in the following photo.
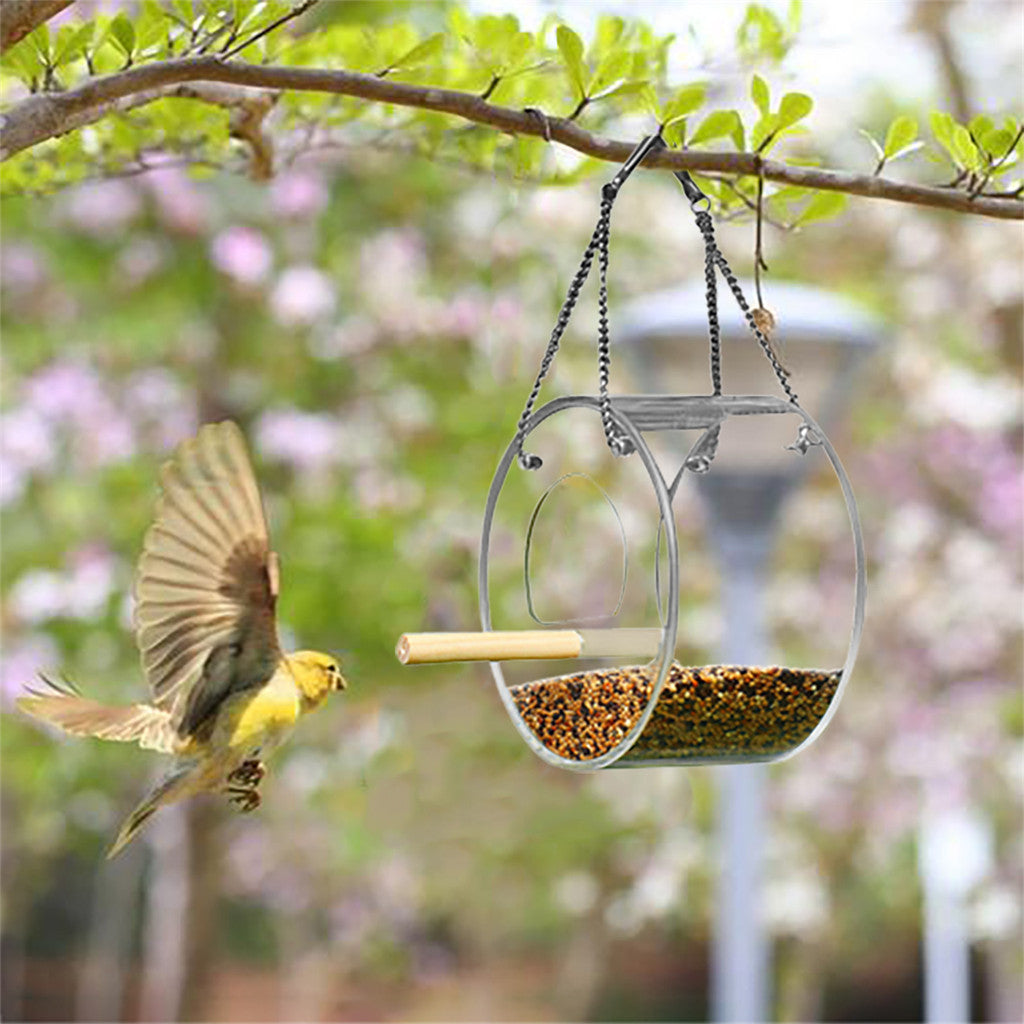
[510,663,841,763]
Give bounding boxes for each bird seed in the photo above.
[510,663,841,763]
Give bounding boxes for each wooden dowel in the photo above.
[396,628,665,665]
[397,631,582,664]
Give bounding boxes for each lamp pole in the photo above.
[620,278,880,1024]
[700,474,792,1023]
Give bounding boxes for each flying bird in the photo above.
[18,421,347,857]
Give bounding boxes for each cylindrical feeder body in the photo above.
[478,392,865,771]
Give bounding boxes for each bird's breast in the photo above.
[216,666,301,755]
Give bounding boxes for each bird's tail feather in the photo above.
[107,763,199,859]
[17,676,176,753]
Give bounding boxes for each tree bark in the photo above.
[0,1,73,54]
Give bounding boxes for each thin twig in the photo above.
[220,0,319,61]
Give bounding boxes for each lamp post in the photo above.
[619,278,880,1023]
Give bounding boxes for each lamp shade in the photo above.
[618,280,882,471]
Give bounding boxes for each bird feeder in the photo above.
[397,133,865,771]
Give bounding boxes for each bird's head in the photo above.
[288,650,347,710]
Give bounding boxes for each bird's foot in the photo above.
[226,786,261,813]
[228,759,265,788]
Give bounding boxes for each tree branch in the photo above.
[1,54,1021,220]
[0,1,74,54]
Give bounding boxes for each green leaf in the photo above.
[556,25,586,96]
[662,82,705,126]
[951,124,980,171]
[28,24,51,64]
[883,115,917,158]
[594,80,650,103]
[787,0,803,32]
[2,43,43,84]
[663,119,686,148]
[594,14,625,53]
[109,13,136,61]
[391,33,444,72]
[638,84,661,119]
[591,49,630,92]
[53,23,94,67]
[751,74,770,117]
[929,110,955,147]
[968,114,994,141]
[776,92,812,129]
[796,191,847,224]
[689,109,742,147]
[981,127,1014,159]
[750,113,779,151]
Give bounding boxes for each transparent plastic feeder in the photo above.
[396,132,866,771]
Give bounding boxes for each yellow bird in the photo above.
[17,421,347,858]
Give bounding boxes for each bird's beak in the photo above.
[334,672,348,692]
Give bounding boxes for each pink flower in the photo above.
[63,180,142,237]
[0,243,48,293]
[25,360,105,421]
[210,226,273,286]
[270,266,336,327]
[270,170,328,219]
[256,408,339,473]
[0,634,59,709]
[143,165,210,235]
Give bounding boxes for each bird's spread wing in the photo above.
[133,421,281,738]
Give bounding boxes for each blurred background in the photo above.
[1,1,1021,1021]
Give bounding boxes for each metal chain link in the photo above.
[712,244,799,404]
[512,141,799,474]
[695,210,723,397]
[512,203,611,470]
[596,193,634,457]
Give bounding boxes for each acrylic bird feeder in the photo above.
[397,133,865,771]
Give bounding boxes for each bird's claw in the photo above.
[227,786,261,813]
[228,759,265,787]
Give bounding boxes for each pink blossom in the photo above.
[115,237,166,287]
[24,360,105,421]
[270,266,337,327]
[0,634,59,709]
[9,571,67,625]
[0,243,48,293]
[210,226,273,286]
[63,179,142,237]
[256,408,339,473]
[65,544,118,620]
[8,545,118,624]
[23,359,136,467]
[143,165,210,234]
[124,368,198,450]
[270,169,328,219]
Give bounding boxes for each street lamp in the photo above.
[619,278,881,1023]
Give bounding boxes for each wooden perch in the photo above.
[396,628,664,665]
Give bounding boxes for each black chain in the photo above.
[713,242,798,404]
[695,210,723,397]
[596,190,634,457]
[678,171,798,405]
[512,203,611,470]
[512,144,799,473]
